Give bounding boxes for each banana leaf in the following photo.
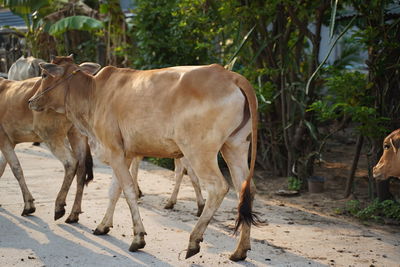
[49,15,103,36]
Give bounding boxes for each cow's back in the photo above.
[0,77,41,142]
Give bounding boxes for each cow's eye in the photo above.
[42,73,47,79]
[383,144,390,150]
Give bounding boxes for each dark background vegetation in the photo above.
[1,0,399,222]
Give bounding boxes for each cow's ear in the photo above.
[79,62,101,75]
[390,138,398,154]
[39,62,65,77]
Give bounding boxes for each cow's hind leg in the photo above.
[221,134,254,261]
[183,151,229,259]
[183,158,205,217]
[0,126,35,215]
[130,156,143,199]
[165,158,205,216]
[164,158,185,210]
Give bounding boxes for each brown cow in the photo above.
[373,129,400,179]
[28,56,258,261]
[0,75,94,223]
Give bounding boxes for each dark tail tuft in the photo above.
[233,180,259,235]
[85,145,94,185]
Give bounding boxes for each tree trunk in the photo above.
[344,135,364,198]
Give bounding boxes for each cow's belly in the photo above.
[124,131,182,158]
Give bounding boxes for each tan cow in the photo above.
[28,56,258,261]
[0,76,93,223]
[373,129,400,179]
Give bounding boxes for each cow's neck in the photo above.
[65,73,96,141]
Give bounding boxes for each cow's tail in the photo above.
[85,142,94,185]
[232,72,259,234]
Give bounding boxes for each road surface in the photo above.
[0,143,399,266]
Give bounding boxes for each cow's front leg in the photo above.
[107,155,146,252]
[0,126,35,215]
[94,173,121,235]
[0,153,7,178]
[65,128,92,223]
[43,138,78,221]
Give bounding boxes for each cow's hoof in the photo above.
[185,246,200,259]
[65,217,79,224]
[54,209,65,220]
[138,189,143,198]
[129,239,146,252]
[196,204,205,217]
[229,251,248,262]
[21,207,36,216]
[93,226,110,235]
[164,202,174,210]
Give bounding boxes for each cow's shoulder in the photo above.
[0,77,14,94]
[0,77,11,85]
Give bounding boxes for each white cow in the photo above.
[8,56,44,81]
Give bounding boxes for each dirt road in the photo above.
[0,143,399,266]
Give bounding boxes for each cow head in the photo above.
[373,129,400,180]
[28,56,100,113]
[28,62,67,113]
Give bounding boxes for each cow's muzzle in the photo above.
[372,164,386,180]
[28,98,44,112]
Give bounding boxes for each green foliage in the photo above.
[343,199,400,223]
[132,0,220,68]
[241,67,275,113]
[308,70,388,138]
[75,37,98,63]
[3,0,399,188]
[288,176,302,191]
[345,200,361,216]
[1,0,48,28]
[49,16,103,36]
[146,157,174,170]
[0,0,52,57]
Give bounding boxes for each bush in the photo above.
[288,176,302,191]
[343,199,400,223]
[309,70,388,138]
